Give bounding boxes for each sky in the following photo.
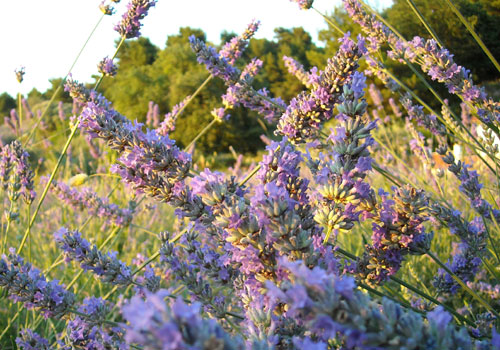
[0,0,390,97]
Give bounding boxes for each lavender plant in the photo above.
[2,0,500,348]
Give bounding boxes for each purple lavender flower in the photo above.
[439,147,500,221]
[16,329,51,350]
[54,228,133,286]
[431,205,488,294]
[0,249,76,318]
[282,56,320,89]
[66,297,127,350]
[357,185,433,285]
[0,140,36,203]
[309,71,376,242]
[97,56,117,76]
[277,33,367,143]
[268,258,482,349]
[65,79,192,203]
[156,96,190,136]
[122,291,243,349]
[400,94,446,136]
[290,0,314,10]
[191,32,286,122]
[211,107,229,122]
[99,0,115,15]
[47,179,133,227]
[22,98,33,119]
[114,0,156,39]
[189,36,240,84]
[219,20,260,65]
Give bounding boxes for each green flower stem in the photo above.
[176,74,213,117]
[2,200,15,255]
[427,250,500,318]
[17,36,126,256]
[17,93,22,137]
[442,0,500,74]
[23,13,106,147]
[184,118,218,152]
[360,281,424,315]
[405,0,444,47]
[334,247,476,327]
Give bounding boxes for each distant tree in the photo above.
[0,93,16,116]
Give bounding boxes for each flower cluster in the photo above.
[219,20,261,65]
[282,55,320,89]
[190,25,286,123]
[54,228,133,286]
[189,35,240,84]
[48,178,134,227]
[0,249,76,318]
[122,291,244,350]
[159,230,236,319]
[290,0,314,10]
[267,258,486,349]
[16,329,52,350]
[66,297,127,350]
[221,58,286,123]
[438,147,500,221]
[277,33,367,143]
[99,0,115,15]
[65,79,192,203]
[308,72,376,243]
[0,140,36,204]
[97,56,117,76]
[114,0,156,39]
[432,205,487,294]
[400,94,446,136]
[156,96,191,136]
[357,185,433,285]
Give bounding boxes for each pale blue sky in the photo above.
[1,0,390,97]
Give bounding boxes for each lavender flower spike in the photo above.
[48,178,134,227]
[268,259,484,349]
[16,329,52,350]
[277,33,367,143]
[114,0,157,39]
[219,19,261,65]
[291,0,314,10]
[97,56,118,76]
[0,140,36,204]
[282,55,319,89]
[122,291,244,349]
[54,228,133,286]
[0,249,76,318]
[189,35,240,84]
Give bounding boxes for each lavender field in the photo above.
[1,0,500,348]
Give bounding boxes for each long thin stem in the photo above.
[17,36,126,256]
[184,118,217,152]
[405,0,444,47]
[441,0,500,73]
[2,200,15,255]
[427,250,500,318]
[23,14,106,147]
[17,93,22,137]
